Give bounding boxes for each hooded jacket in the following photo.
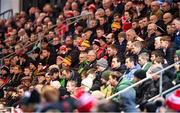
[113,77,132,103]
[120,88,138,112]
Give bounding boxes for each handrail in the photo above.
[0,9,13,19]
[106,60,180,100]
[0,13,92,66]
[135,84,180,108]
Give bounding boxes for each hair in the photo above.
[67,80,76,87]
[139,52,149,61]
[151,50,164,58]
[41,85,59,102]
[133,41,143,48]
[154,56,164,64]
[87,68,96,75]
[112,55,121,63]
[107,45,117,51]
[96,27,104,31]
[160,35,171,42]
[126,56,136,64]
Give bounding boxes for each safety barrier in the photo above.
[0,13,92,67]
[106,61,180,100]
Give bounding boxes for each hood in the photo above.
[120,88,138,112]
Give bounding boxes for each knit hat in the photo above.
[88,4,96,12]
[81,40,90,48]
[50,81,61,89]
[134,70,146,80]
[21,76,31,82]
[111,22,121,29]
[81,77,93,91]
[74,88,96,112]
[99,36,107,43]
[97,58,108,69]
[166,89,180,111]
[101,70,111,81]
[59,45,67,51]
[1,66,9,73]
[93,40,100,47]
[176,50,180,59]
[66,11,74,17]
[63,56,72,66]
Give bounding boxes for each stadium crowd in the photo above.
[0,0,180,112]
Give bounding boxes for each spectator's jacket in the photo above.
[142,62,152,72]
[174,71,180,85]
[113,77,132,102]
[77,60,89,74]
[65,70,81,87]
[96,48,107,60]
[100,85,113,98]
[124,64,141,80]
[135,79,152,104]
[175,31,180,49]
[164,44,176,65]
[8,73,22,87]
[111,64,126,75]
[145,74,174,99]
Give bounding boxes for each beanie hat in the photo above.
[88,4,96,12]
[101,70,111,81]
[81,77,93,91]
[93,40,100,47]
[1,66,9,73]
[50,81,61,89]
[166,89,180,111]
[99,36,107,43]
[74,88,96,112]
[63,56,72,66]
[111,22,121,29]
[134,69,146,80]
[59,45,67,51]
[97,58,108,69]
[66,11,74,17]
[81,40,90,48]
[176,50,180,59]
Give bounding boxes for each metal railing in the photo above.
[106,61,180,100]
[0,13,92,67]
[0,9,13,19]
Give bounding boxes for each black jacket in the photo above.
[135,79,152,104]
[145,74,174,99]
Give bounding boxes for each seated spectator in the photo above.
[111,56,126,74]
[100,70,113,98]
[109,71,132,103]
[146,65,174,98]
[133,70,152,104]
[124,56,141,80]
[138,52,152,72]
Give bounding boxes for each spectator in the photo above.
[138,52,152,72]
[124,56,141,80]
[133,69,151,104]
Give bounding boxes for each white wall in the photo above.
[0,0,20,14]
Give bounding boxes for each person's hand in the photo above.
[175,64,180,71]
